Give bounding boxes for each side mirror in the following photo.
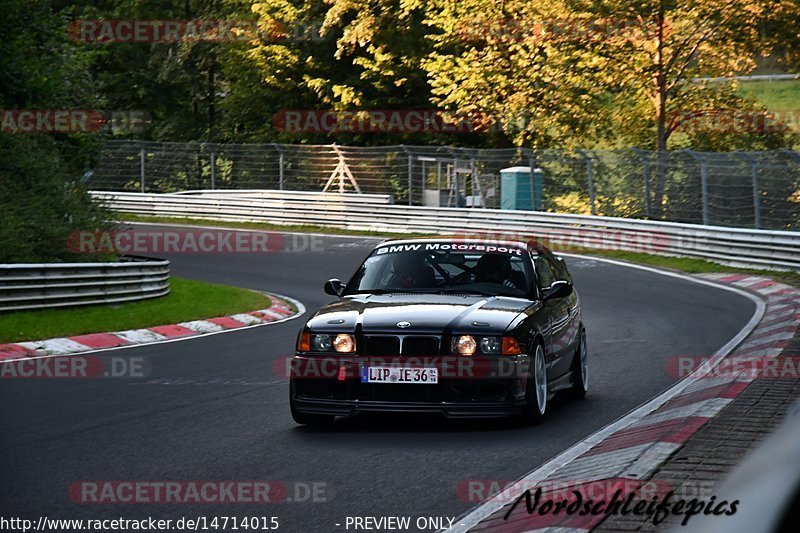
[544,280,573,300]
[324,278,345,296]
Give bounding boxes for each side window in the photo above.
[547,255,571,283]
[535,256,555,289]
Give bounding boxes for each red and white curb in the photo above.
[450,270,798,533]
[0,293,305,362]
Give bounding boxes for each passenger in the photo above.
[475,253,522,289]
[389,253,435,288]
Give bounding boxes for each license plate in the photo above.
[361,366,439,384]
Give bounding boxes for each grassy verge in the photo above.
[0,277,273,344]
[738,79,800,112]
[120,215,800,288]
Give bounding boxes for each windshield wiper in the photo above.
[356,288,439,295]
[437,288,496,296]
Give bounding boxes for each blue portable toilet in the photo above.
[500,167,543,211]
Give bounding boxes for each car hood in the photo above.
[305,294,533,334]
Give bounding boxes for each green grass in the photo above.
[121,216,800,287]
[738,79,800,112]
[0,277,274,343]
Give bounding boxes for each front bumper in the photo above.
[292,396,525,418]
[290,354,529,418]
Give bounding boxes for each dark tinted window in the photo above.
[548,255,571,282]
[535,256,555,289]
[344,242,533,297]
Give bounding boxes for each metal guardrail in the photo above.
[93,191,800,271]
[172,189,393,204]
[0,256,170,312]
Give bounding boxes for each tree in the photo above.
[0,0,111,262]
[556,0,799,215]
[424,0,616,148]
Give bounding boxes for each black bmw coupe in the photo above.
[289,238,587,425]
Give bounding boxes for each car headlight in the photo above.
[312,334,332,351]
[454,335,477,355]
[480,336,501,354]
[302,333,356,353]
[451,335,521,355]
[332,333,356,353]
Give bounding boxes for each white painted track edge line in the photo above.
[445,252,766,533]
[0,292,306,363]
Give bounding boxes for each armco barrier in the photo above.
[92,191,800,271]
[0,256,170,312]
[172,189,393,204]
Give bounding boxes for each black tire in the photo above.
[568,328,588,399]
[290,382,335,427]
[521,343,548,424]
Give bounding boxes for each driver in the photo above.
[389,253,435,289]
[475,253,519,289]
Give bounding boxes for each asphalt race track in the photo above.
[0,225,756,532]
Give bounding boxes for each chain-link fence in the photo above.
[88,140,800,230]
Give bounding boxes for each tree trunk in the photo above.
[653,0,668,219]
[208,56,216,141]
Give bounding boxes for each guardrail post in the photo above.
[279,152,285,190]
[273,144,285,190]
[453,158,460,207]
[700,160,709,226]
[686,150,710,225]
[588,159,596,216]
[528,151,536,211]
[700,159,709,225]
[643,159,652,218]
[400,145,413,205]
[632,148,652,218]
[139,148,146,193]
[577,150,596,215]
[751,161,761,229]
[470,158,479,208]
[408,154,413,206]
[735,152,762,229]
[210,151,216,190]
[700,161,709,226]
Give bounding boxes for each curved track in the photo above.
[0,225,756,532]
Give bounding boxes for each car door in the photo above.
[533,254,567,372]
[548,253,581,358]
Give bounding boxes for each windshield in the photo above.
[344,242,533,298]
